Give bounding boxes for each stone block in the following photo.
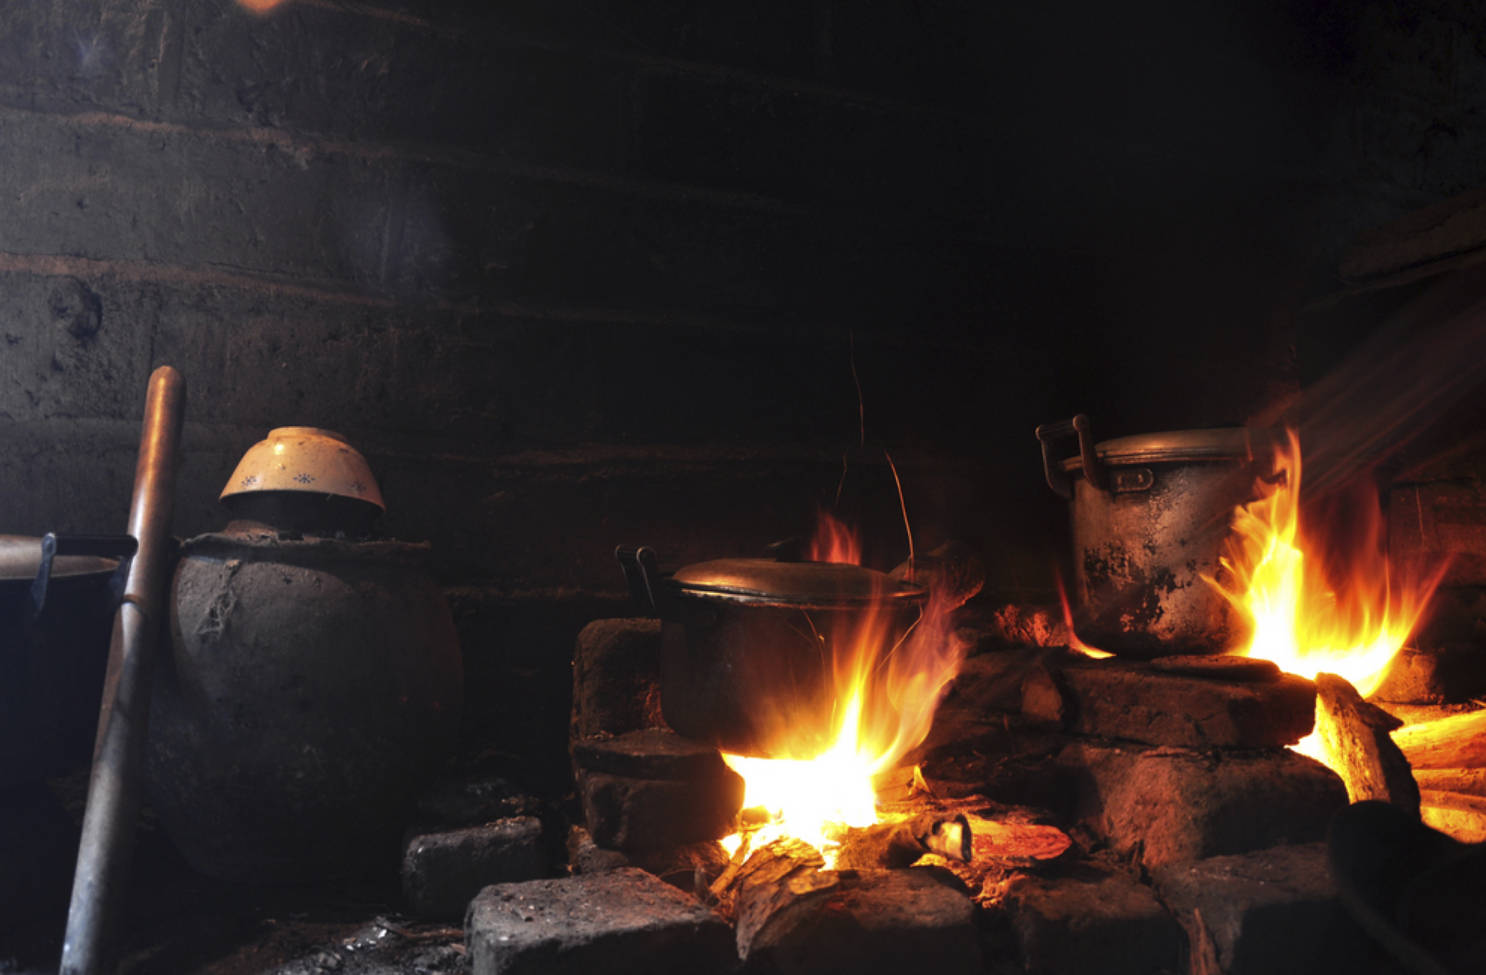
[996,868,1184,975]
[465,867,734,975]
[1035,656,1316,748]
[1060,741,1347,867]
[1152,843,1373,975]
[402,817,546,920]
[578,770,743,852]
[737,867,980,974]
[573,729,745,851]
[571,619,664,739]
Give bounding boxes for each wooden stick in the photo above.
[1419,790,1486,844]
[62,366,186,975]
[1411,768,1486,797]
[833,813,972,870]
[1392,709,1486,770]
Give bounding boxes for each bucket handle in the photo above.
[30,533,139,620]
[1034,414,1106,499]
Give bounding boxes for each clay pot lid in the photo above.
[220,427,385,512]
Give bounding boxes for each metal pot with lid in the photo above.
[617,547,927,757]
[1036,415,1277,657]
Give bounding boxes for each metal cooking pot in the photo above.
[616,546,927,757]
[1036,416,1276,656]
[0,533,136,785]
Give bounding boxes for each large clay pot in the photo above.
[146,529,462,881]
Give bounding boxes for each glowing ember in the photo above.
[719,513,962,866]
[236,0,292,13]
[1207,429,1443,697]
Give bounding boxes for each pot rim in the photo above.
[669,557,927,609]
[1057,426,1280,470]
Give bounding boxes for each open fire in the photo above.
[1210,429,1446,697]
[718,513,963,866]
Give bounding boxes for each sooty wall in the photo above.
[2,0,1485,777]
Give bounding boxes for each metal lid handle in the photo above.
[1034,414,1106,498]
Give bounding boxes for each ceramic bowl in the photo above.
[220,427,385,510]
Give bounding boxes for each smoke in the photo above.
[1256,269,1486,497]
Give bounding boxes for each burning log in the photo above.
[832,813,972,870]
[1419,790,1486,844]
[1391,708,1486,769]
[707,836,824,919]
[1412,767,1486,797]
[1312,673,1419,814]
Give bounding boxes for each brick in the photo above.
[737,867,980,974]
[402,817,547,920]
[995,868,1184,975]
[1389,483,1486,587]
[1034,656,1317,748]
[571,729,731,781]
[577,768,742,852]
[1060,741,1348,867]
[464,868,734,975]
[571,619,664,739]
[1152,843,1374,975]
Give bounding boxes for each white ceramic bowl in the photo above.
[219,427,385,511]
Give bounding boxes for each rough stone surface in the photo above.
[1060,741,1348,866]
[566,824,632,875]
[571,618,665,739]
[995,868,1184,975]
[571,728,733,781]
[737,867,980,974]
[414,773,543,830]
[578,768,744,852]
[465,867,734,975]
[1039,657,1316,748]
[1152,843,1374,975]
[402,817,547,920]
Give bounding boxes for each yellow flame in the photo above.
[1207,429,1443,700]
[719,513,962,866]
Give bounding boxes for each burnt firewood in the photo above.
[1412,767,1486,797]
[708,836,825,921]
[1419,790,1486,843]
[1312,673,1419,814]
[832,813,973,870]
[1393,708,1486,770]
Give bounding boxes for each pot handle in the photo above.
[615,545,664,616]
[30,533,139,620]
[1034,414,1106,499]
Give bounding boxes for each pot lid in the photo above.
[671,557,927,608]
[1058,427,1276,469]
[0,535,119,582]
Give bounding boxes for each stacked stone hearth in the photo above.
[421,615,1392,975]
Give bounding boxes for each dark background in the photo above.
[2,0,1484,770]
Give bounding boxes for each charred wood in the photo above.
[1392,708,1486,770]
[1313,673,1420,814]
[832,813,972,870]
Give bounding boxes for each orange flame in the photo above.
[236,0,292,13]
[720,514,962,864]
[805,508,862,564]
[1207,429,1444,701]
[1056,574,1113,659]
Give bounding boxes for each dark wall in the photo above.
[3,0,1485,771]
